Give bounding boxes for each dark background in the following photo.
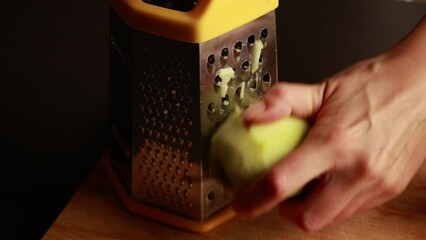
[0,1,424,239]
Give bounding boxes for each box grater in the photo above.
[108,0,279,232]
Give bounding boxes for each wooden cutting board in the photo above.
[43,156,426,240]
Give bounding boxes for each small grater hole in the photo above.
[260,28,269,39]
[248,34,256,46]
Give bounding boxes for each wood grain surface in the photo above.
[43,158,426,240]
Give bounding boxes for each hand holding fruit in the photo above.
[231,16,426,231]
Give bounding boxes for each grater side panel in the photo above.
[131,31,203,220]
[109,8,134,190]
[199,11,278,219]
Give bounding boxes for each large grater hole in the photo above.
[248,80,257,91]
[235,87,243,99]
[234,41,243,53]
[241,60,250,72]
[206,190,215,207]
[207,54,215,72]
[222,95,230,107]
[207,54,215,64]
[214,75,222,91]
[207,102,216,114]
[247,34,256,46]
[262,73,272,91]
[241,60,250,81]
[221,47,229,61]
[260,28,269,39]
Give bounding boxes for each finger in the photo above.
[278,172,372,232]
[232,140,332,218]
[355,194,393,216]
[243,82,326,125]
[328,186,379,227]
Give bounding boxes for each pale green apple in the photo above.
[209,109,310,189]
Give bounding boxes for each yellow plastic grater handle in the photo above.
[110,0,279,43]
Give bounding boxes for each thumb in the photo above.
[243,82,326,125]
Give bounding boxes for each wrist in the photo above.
[386,16,426,79]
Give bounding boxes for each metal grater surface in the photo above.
[110,10,277,221]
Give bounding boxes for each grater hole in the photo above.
[180,178,185,187]
[183,168,189,177]
[207,54,215,72]
[248,34,256,46]
[260,28,269,39]
[221,48,229,60]
[207,54,215,65]
[235,87,243,99]
[263,73,271,83]
[222,95,230,107]
[234,41,243,53]
[248,80,257,91]
[242,60,250,72]
[206,190,215,207]
[207,102,216,114]
[214,75,222,88]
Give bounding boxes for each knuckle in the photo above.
[377,178,405,197]
[261,169,288,199]
[356,155,378,179]
[321,128,351,156]
[269,85,291,102]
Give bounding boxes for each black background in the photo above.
[0,1,425,239]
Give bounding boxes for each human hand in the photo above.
[232,16,426,231]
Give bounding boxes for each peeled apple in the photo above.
[209,109,310,189]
